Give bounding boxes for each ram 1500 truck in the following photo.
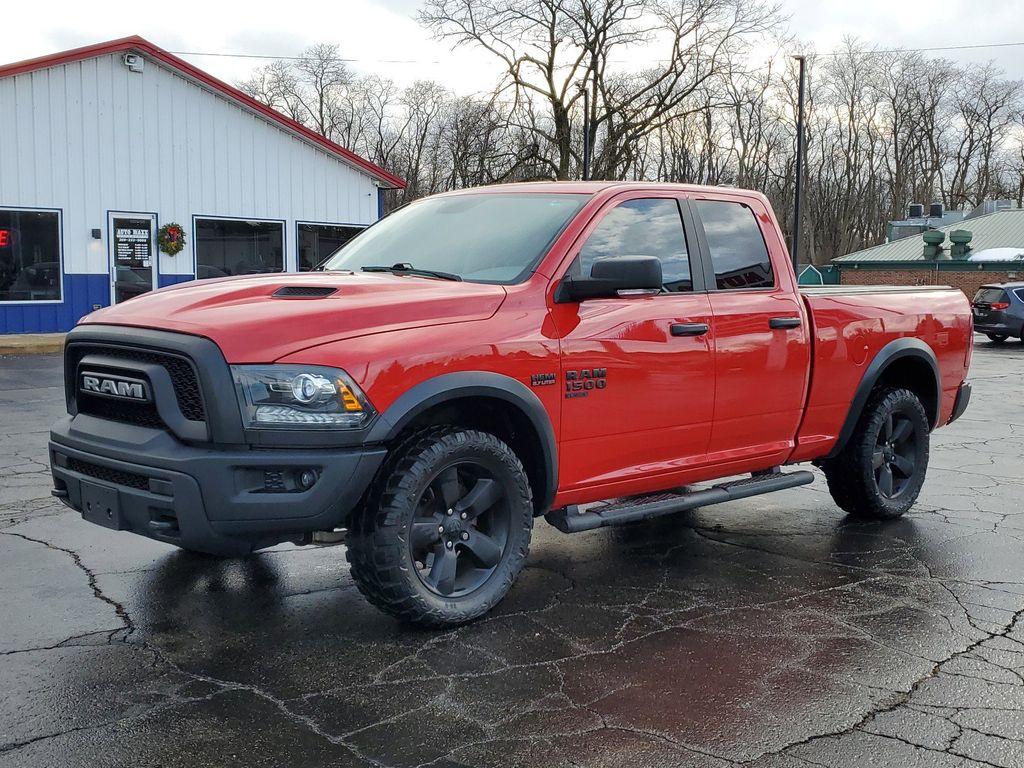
[50,182,973,626]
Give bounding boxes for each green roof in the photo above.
[833,209,1024,263]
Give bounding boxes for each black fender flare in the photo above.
[825,337,941,459]
[366,371,558,511]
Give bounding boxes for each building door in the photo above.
[108,213,157,304]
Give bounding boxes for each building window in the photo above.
[194,218,284,279]
[0,208,62,303]
[694,200,775,290]
[298,223,365,271]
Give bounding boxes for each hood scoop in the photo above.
[273,285,338,299]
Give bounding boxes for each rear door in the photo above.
[551,192,715,497]
[690,195,810,467]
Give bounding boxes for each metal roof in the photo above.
[834,209,1024,263]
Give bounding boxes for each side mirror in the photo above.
[555,255,663,303]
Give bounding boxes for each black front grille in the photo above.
[67,457,149,490]
[68,344,206,425]
[77,393,166,429]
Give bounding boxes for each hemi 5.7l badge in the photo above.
[564,368,607,399]
[80,372,151,402]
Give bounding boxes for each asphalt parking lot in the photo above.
[1,339,1022,768]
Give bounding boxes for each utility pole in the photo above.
[581,84,591,181]
[791,54,806,272]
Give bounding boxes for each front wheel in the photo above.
[346,427,533,627]
[822,388,930,519]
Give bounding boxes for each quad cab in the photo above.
[50,182,973,626]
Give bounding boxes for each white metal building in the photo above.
[0,36,405,334]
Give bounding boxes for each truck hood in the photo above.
[81,272,508,362]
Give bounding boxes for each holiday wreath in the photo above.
[158,222,186,256]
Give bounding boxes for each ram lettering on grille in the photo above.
[80,373,150,402]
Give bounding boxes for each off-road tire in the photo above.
[822,387,930,520]
[346,427,533,627]
[987,333,1007,343]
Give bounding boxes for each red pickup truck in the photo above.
[50,182,973,626]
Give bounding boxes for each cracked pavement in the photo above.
[1,338,1023,768]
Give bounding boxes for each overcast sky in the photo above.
[5,0,1023,94]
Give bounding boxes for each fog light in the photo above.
[297,469,318,490]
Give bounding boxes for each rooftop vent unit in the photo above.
[929,202,944,218]
[949,229,973,260]
[908,203,925,219]
[922,230,945,259]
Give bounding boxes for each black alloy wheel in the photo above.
[872,411,918,499]
[822,387,930,519]
[410,462,511,598]
[346,427,534,626]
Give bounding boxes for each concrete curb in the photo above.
[0,333,66,356]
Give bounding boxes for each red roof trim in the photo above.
[0,36,406,189]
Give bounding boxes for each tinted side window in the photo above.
[576,199,693,292]
[695,200,774,290]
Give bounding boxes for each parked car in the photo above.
[50,182,973,626]
[972,282,1024,343]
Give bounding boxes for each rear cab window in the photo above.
[693,199,774,290]
[573,198,694,292]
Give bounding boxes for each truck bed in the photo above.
[791,284,972,462]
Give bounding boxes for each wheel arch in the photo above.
[825,338,940,459]
[367,372,558,513]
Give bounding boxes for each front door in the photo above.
[109,213,157,304]
[550,193,716,500]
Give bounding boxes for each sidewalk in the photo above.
[0,333,65,356]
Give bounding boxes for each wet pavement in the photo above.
[1,339,1022,768]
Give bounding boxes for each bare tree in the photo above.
[419,0,780,179]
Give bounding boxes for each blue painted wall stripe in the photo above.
[0,274,110,333]
[158,274,195,289]
[0,274,202,333]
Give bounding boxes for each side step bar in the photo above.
[545,469,815,534]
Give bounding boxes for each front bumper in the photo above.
[50,415,385,556]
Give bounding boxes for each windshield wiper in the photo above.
[361,263,462,282]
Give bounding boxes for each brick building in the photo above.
[833,209,1024,298]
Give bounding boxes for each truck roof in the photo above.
[436,180,768,202]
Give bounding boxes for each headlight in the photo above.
[231,365,375,430]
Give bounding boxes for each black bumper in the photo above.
[947,382,971,426]
[974,321,1020,337]
[50,415,385,556]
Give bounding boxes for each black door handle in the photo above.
[670,322,710,337]
[769,317,802,330]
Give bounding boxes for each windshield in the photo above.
[321,193,589,283]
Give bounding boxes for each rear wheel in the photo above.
[346,427,533,627]
[987,333,1008,343]
[822,388,930,520]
